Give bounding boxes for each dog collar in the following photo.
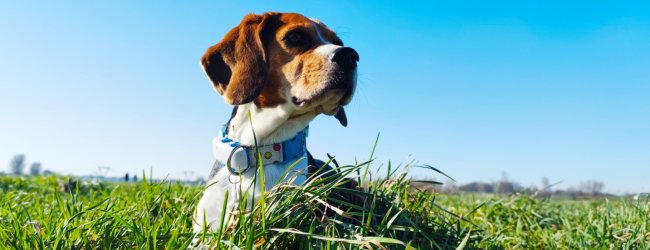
[211,127,308,176]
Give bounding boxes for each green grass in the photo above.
[0,162,648,249]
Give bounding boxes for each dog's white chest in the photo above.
[193,152,308,232]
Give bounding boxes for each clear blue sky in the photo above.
[1,1,648,194]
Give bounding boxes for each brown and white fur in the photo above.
[193,12,358,233]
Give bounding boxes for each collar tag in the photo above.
[248,144,283,166]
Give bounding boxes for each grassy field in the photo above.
[1,163,648,249]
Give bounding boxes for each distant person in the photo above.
[125,173,129,182]
[133,174,137,182]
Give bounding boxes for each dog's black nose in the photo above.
[332,47,359,70]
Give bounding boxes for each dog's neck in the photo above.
[227,102,317,146]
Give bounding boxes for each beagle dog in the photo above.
[194,12,358,233]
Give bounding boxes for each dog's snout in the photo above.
[332,47,359,70]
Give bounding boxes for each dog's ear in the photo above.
[201,13,275,105]
[334,107,348,127]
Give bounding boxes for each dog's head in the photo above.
[201,12,358,126]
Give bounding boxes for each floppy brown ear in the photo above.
[201,13,274,105]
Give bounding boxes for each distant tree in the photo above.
[29,162,42,176]
[443,180,457,192]
[541,176,550,188]
[459,182,494,193]
[500,171,509,182]
[565,186,580,199]
[42,169,56,175]
[495,181,515,193]
[580,180,605,195]
[9,154,26,175]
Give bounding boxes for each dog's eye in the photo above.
[284,30,310,47]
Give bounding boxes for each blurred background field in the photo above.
[1,173,647,249]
